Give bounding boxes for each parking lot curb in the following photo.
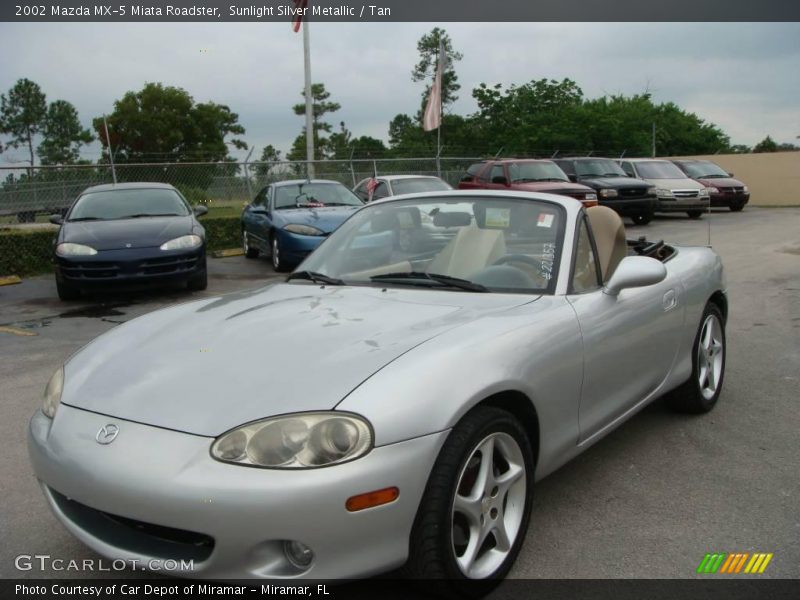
[212,248,245,258]
[0,275,22,286]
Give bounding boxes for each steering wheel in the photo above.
[493,254,541,268]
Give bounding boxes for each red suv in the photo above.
[671,159,750,212]
[458,159,598,207]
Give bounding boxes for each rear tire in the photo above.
[686,210,703,219]
[405,406,534,598]
[631,212,653,226]
[243,230,259,258]
[667,303,726,414]
[56,278,80,301]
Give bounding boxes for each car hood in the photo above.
[275,206,361,233]
[640,178,705,190]
[577,176,650,189]
[695,176,744,187]
[61,216,196,250]
[510,181,592,194]
[62,284,536,436]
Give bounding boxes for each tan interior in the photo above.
[427,224,507,279]
[586,206,627,282]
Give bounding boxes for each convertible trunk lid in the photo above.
[62,283,536,436]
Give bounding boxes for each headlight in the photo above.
[656,188,673,198]
[698,188,709,197]
[598,189,618,198]
[742,185,749,193]
[284,224,324,236]
[56,243,97,256]
[42,366,64,419]
[705,187,718,195]
[160,234,202,251]
[646,186,657,196]
[211,412,373,469]
[583,193,598,201]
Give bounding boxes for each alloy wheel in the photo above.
[697,313,724,400]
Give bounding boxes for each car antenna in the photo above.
[493,147,504,159]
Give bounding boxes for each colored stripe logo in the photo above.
[697,552,773,574]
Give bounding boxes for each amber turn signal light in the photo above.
[345,487,399,512]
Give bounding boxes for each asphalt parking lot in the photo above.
[0,207,798,581]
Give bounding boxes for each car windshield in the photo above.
[680,161,730,179]
[634,161,687,179]
[507,162,568,183]
[274,183,363,209]
[69,188,190,221]
[575,159,627,178]
[390,177,452,195]
[298,196,565,294]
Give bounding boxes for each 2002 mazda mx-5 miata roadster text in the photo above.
[28,191,727,595]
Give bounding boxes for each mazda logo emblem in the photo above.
[96,424,119,445]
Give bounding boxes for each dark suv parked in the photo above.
[553,157,658,225]
[671,159,750,212]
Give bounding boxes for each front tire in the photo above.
[243,230,259,258]
[729,200,745,212]
[631,211,653,226]
[187,268,208,291]
[406,406,534,597]
[687,210,704,219]
[56,278,80,301]
[667,303,726,413]
[271,234,290,272]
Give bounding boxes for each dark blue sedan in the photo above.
[50,182,208,300]
[241,179,364,271]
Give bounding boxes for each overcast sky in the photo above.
[0,22,798,163]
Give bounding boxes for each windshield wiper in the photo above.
[286,270,345,286]
[67,217,104,222]
[370,272,489,292]
[126,213,182,218]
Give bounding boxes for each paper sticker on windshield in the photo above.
[537,213,555,228]
[485,208,511,228]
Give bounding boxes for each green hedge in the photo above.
[0,216,241,277]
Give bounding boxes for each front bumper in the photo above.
[277,231,326,266]
[710,192,750,208]
[28,406,447,580]
[655,197,710,212]
[600,197,657,215]
[55,246,205,287]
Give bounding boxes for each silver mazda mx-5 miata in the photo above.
[29,191,726,594]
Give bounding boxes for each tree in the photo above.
[290,83,340,160]
[253,144,283,178]
[0,78,47,171]
[38,100,93,165]
[752,135,779,153]
[93,82,246,164]
[412,28,463,110]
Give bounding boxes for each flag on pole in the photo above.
[292,0,308,32]
[423,40,446,132]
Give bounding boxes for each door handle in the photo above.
[662,289,677,312]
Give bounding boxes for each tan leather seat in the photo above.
[586,206,627,282]
[428,224,506,279]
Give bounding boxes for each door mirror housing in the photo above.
[568,174,578,183]
[49,214,64,225]
[250,205,268,214]
[192,205,208,217]
[603,256,667,297]
[727,172,734,177]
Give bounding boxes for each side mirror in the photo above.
[727,172,734,177]
[250,205,267,214]
[491,176,509,186]
[193,205,209,217]
[568,174,578,183]
[49,214,64,225]
[603,256,667,297]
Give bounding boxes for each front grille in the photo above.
[49,488,214,562]
[59,261,120,279]
[619,187,647,197]
[60,253,198,280]
[719,186,745,194]
[673,190,699,198]
[140,255,198,275]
